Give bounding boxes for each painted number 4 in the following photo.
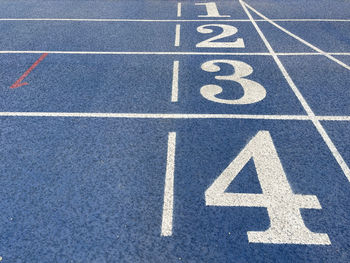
[205,131,331,245]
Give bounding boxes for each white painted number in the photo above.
[196,24,245,48]
[195,2,230,18]
[205,131,331,245]
[200,60,266,105]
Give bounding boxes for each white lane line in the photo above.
[0,112,309,120]
[0,18,251,22]
[161,132,176,237]
[174,24,181,47]
[240,0,350,183]
[0,112,349,121]
[269,19,350,22]
[244,2,350,71]
[177,3,182,18]
[0,111,332,120]
[317,116,350,121]
[0,18,349,22]
[0,51,270,55]
[277,53,350,56]
[171,61,179,102]
[0,51,349,56]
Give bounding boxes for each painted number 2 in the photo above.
[196,24,245,48]
[200,59,266,105]
[205,131,331,245]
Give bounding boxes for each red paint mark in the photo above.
[10,53,48,89]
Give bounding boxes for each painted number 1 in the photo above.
[195,2,230,18]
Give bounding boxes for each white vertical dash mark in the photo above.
[175,24,181,47]
[177,3,182,17]
[171,61,179,102]
[161,132,176,236]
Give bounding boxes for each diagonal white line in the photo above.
[239,0,350,183]
[243,2,350,71]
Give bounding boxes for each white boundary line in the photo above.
[0,18,348,22]
[240,0,350,182]
[161,132,176,237]
[244,2,350,71]
[0,51,349,56]
[0,112,350,121]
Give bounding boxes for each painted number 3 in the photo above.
[201,59,266,105]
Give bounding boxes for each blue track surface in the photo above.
[0,0,349,262]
